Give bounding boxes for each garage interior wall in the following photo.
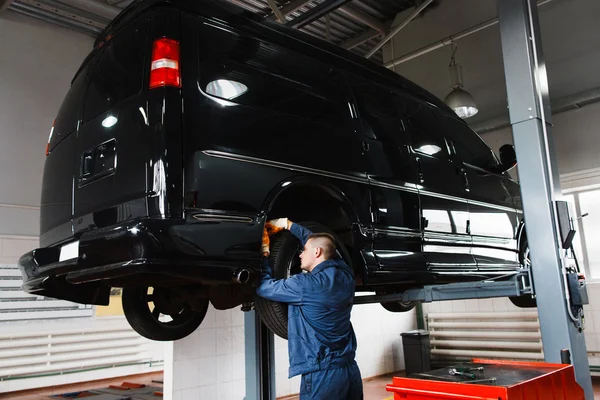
[383,0,600,370]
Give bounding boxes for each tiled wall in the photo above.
[166,305,247,400]
[168,302,417,399]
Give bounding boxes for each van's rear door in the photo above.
[40,63,91,247]
[72,17,153,234]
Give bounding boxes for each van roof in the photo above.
[96,0,457,117]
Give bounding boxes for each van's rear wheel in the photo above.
[255,221,352,340]
[122,286,208,341]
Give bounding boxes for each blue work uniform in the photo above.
[256,223,363,400]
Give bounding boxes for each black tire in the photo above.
[509,234,537,308]
[255,221,352,339]
[380,300,416,313]
[122,286,209,341]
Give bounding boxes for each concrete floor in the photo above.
[4,371,600,399]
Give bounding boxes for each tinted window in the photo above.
[83,19,149,122]
[52,64,90,146]
[396,96,449,159]
[348,76,402,142]
[444,117,498,169]
[198,23,349,127]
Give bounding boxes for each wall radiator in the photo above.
[426,311,544,361]
[0,323,157,380]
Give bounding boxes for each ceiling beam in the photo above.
[268,0,312,20]
[266,0,286,22]
[0,0,13,13]
[286,0,353,29]
[384,0,556,68]
[337,5,387,33]
[340,28,380,50]
[365,0,433,59]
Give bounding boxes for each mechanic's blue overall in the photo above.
[257,223,363,400]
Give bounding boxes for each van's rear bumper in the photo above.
[18,215,265,305]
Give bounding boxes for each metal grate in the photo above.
[427,311,544,361]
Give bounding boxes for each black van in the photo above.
[19,0,525,341]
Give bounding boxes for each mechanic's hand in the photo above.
[261,228,270,256]
[266,218,292,234]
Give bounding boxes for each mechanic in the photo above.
[257,218,363,400]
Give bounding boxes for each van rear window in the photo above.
[83,19,149,122]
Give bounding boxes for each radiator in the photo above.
[426,311,544,361]
[0,321,159,382]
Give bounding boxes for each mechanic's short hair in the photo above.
[307,233,337,259]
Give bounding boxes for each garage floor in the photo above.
[4,371,600,399]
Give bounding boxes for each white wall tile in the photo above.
[592,311,600,333]
[217,382,234,399]
[191,328,216,358]
[216,327,233,355]
[173,390,182,400]
[179,359,202,389]
[492,297,510,312]
[478,298,494,312]
[181,387,201,400]
[217,354,233,383]
[585,332,598,352]
[452,300,467,312]
[198,356,218,387]
[231,379,246,399]
[215,309,232,328]
[588,285,600,311]
[199,385,217,399]
[232,352,245,381]
[585,313,595,334]
[289,375,301,395]
[232,307,245,327]
[232,326,245,354]
[276,372,291,396]
[439,301,454,312]
[202,305,217,329]
[464,299,480,312]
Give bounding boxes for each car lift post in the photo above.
[244,309,275,400]
[497,0,592,397]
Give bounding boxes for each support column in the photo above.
[497,0,592,398]
[244,310,275,400]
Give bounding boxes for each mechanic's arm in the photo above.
[256,257,304,305]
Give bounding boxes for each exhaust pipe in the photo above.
[234,269,251,284]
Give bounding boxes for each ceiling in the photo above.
[5,0,432,63]
[381,0,600,128]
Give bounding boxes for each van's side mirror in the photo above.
[498,144,517,172]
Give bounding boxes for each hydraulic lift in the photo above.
[242,0,594,399]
